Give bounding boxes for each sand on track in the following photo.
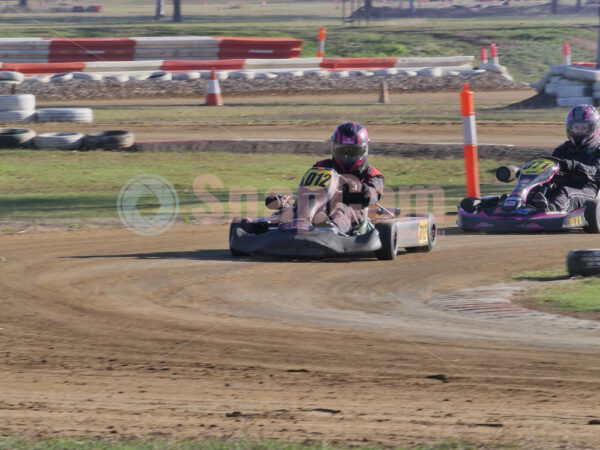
[1,225,600,448]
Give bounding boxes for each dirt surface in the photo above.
[2,225,600,448]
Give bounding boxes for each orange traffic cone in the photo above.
[205,70,223,106]
[378,80,389,104]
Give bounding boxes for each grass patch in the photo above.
[0,150,508,224]
[530,278,600,312]
[511,267,568,281]
[86,99,567,127]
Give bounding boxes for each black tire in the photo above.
[83,130,135,150]
[375,222,397,260]
[459,197,481,214]
[583,200,600,234]
[567,249,600,276]
[405,213,437,253]
[0,128,36,147]
[229,222,248,257]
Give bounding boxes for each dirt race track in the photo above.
[2,225,600,448]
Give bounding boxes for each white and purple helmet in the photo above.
[331,122,370,172]
[566,104,600,149]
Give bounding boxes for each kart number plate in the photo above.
[521,159,554,175]
[300,168,334,189]
[418,221,429,244]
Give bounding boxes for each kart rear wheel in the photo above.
[459,197,481,214]
[375,222,397,260]
[567,249,600,276]
[583,200,600,234]
[229,222,249,257]
[405,215,437,253]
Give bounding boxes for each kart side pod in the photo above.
[496,165,521,183]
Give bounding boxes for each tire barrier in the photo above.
[0,127,36,147]
[34,132,84,150]
[1,56,476,77]
[72,72,103,81]
[536,65,600,107]
[37,108,93,123]
[567,249,600,277]
[0,94,36,123]
[147,71,172,81]
[172,71,201,81]
[0,94,35,110]
[50,72,74,83]
[104,74,130,82]
[0,71,24,85]
[0,36,303,63]
[82,130,135,150]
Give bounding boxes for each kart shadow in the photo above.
[67,250,233,261]
[67,250,379,263]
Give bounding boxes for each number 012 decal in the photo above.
[300,169,333,189]
[521,159,554,175]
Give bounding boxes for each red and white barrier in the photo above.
[0,55,475,76]
[0,36,303,63]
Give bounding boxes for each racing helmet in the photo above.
[330,122,370,172]
[566,104,600,149]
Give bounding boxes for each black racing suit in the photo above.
[313,159,384,234]
[547,141,600,211]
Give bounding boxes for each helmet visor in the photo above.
[567,122,591,137]
[332,144,367,164]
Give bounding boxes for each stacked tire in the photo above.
[0,128,36,148]
[34,132,84,150]
[0,94,36,123]
[37,108,93,123]
[82,130,135,150]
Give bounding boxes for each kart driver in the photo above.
[313,122,384,233]
[532,104,600,212]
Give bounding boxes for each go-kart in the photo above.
[457,156,600,233]
[229,166,437,259]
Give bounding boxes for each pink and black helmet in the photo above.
[330,122,370,172]
[566,104,600,149]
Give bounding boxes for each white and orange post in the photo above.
[480,47,488,65]
[205,70,223,106]
[563,41,571,66]
[460,83,480,198]
[316,27,326,58]
[490,42,499,65]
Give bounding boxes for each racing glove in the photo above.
[559,158,576,172]
[342,183,372,207]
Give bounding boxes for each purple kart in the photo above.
[457,156,600,233]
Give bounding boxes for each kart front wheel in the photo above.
[406,215,437,253]
[459,197,481,214]
[583,200,600,234]
[375,222,398,261]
